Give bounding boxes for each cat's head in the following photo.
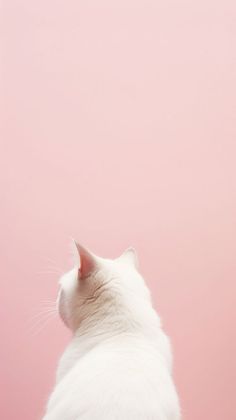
[57,242,151,331]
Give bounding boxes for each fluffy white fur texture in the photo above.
[42,243,181,420]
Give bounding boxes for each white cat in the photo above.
[42,243,181,420]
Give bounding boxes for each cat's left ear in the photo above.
[74,242,97,279]
[117,247,139,269]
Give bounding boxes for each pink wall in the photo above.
[1,1,236,419]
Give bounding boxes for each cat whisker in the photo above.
[41,257,64,273]
[36,270,61,277]
[38,301,57,308]
[27,307,58,332]
[28,308,57,323]
[30,312,58,337]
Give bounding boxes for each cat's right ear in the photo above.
[117,247,139,269]
[73,241,96,279]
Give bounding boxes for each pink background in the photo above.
[1,1,236,419]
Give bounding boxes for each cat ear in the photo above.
[74,242,96,279]
[118,247,138,269]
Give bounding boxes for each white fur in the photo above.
[42,246,181,420]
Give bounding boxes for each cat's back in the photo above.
[44,335,180,420]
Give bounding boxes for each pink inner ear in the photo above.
[75,243,95,279]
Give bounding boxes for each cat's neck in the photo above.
[56,299,162,383]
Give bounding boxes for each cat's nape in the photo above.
[42,243,181,420]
